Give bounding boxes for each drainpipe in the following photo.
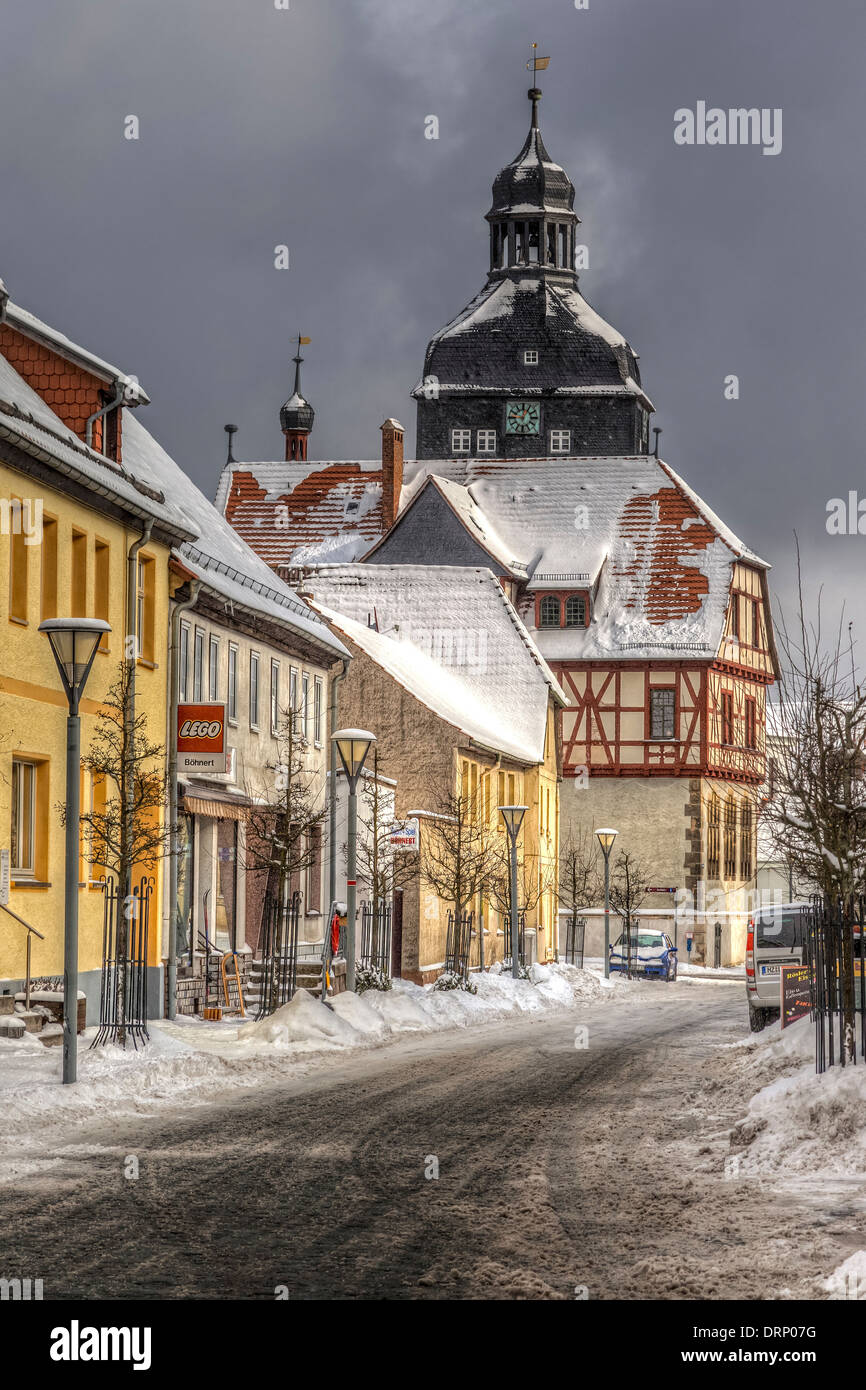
[167,580,201,1020]
[328,658,350,910]
[85,377,131,450]
[118,520,152,1042]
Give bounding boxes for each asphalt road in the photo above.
[2,982,859,1300]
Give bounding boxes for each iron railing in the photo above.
[359,901,392,976]
[563,915,586,968]
[92,875,152,1049]
[256,889,301,1019]
[445,910,473,979]
[804,896,865,1074]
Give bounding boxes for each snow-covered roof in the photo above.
[3,297,150,401]
[121,416,348,655]
[217,458,385,569]
[305,565,566,764]
[400,455,768,662]
[0,353,190,536]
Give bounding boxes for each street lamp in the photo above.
[39,617,110,1084]
[499,805,527,980]
[595,827,618,980]
[333,728,376,992]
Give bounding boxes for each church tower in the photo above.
[413,82,653,459]
[280,337,315,461]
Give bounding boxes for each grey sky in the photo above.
[2,0,864,624]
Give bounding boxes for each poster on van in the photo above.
[177,703,226,774]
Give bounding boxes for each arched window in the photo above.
[539,596,561,628]
[565,596,586,627]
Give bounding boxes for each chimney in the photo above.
[380,417,404,529]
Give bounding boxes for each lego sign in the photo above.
[177,703,226,774]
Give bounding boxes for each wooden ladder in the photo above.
[220,952,246,1017]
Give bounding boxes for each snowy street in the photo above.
[3,975,861,1301]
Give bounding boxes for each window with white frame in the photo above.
[193,628,204,701]
[179,621,190,701]
[451,428,471,454]
[270,660,280,734]
[476,429,496,454]
[302,672,311,740]
[249,652,260,729]
[550,429,572,453]
[290,667,299,733]
[11,758,36,877]
[314,676,323,744]
[208,635,219,701]
[227,643,238,723]
[524,349,539,365]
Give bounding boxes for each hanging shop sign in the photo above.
[178,703,227,775]
[389,818,419,852]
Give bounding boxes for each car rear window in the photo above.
[755,910,807,950]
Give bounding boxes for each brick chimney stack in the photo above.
[380,417,404,529]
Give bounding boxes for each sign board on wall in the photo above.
[0,848,9,906]
[389,819,419,852]
[177,703,227,774]
[780,963,812,1029]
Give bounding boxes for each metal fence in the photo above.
[804,896,865,1074]
[359,901,392,975]
[563,915,586,968]
[445,910,473,979]
[92,875,152,1049]
[502,910,527,972]
[256,889,301,1019]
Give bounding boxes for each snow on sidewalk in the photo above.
[0,963,633,1171]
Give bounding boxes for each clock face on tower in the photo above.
[505,400,541,435]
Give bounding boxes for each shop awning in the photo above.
[183,793,251,822]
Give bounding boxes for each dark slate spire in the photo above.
[280,336,315,461]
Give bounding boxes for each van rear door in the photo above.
[754,909,805,1007]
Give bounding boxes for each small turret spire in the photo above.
[280,335,315,462]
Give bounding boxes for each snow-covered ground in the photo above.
[0,963,641,1178]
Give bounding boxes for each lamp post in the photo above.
[39,618,111,1084]
[595,827,618,980]
[499,805,527,979]
[332,728,376,992]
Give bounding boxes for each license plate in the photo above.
[759,960,795,977]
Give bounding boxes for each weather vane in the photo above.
[525,43,550,127]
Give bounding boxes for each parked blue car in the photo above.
[609,930,678,981]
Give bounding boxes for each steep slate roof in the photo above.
[411,278,651,407]
[398,456,768,662]
[305,564,567,765]
[216,458,384,568]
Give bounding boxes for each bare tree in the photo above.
[559,825,601,916]
[608,850,651,977]
[352,749,418,916]
[69,661,170,1044]
[761,549,866,1059]
[486,837,557,922]
[418,784,497,922]
[244,698,326,931]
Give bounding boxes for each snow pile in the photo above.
[727,1020,866,1177]
[237,988,362,1050]
[821,1251,866,1300]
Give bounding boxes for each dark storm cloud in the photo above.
[2,0,864,628]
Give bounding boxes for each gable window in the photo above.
[208,635,220,701]
[451,428,471,454]
[649,687,676,740]
[193,628,204,701]
[721,691,734,746]
[524,349,539,366]
[249,652,260,729]
[550,429,571,454]
[227,643,238,723]
[539,595,561,628]
[477,429,496,454]
[564,595,586,628]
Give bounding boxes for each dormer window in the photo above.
[550,429,571,453]
[565,595,586,627]
[524,349,539,365]
[477,430,496,454]
[451,428,471,454]
[539,595,560,627]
